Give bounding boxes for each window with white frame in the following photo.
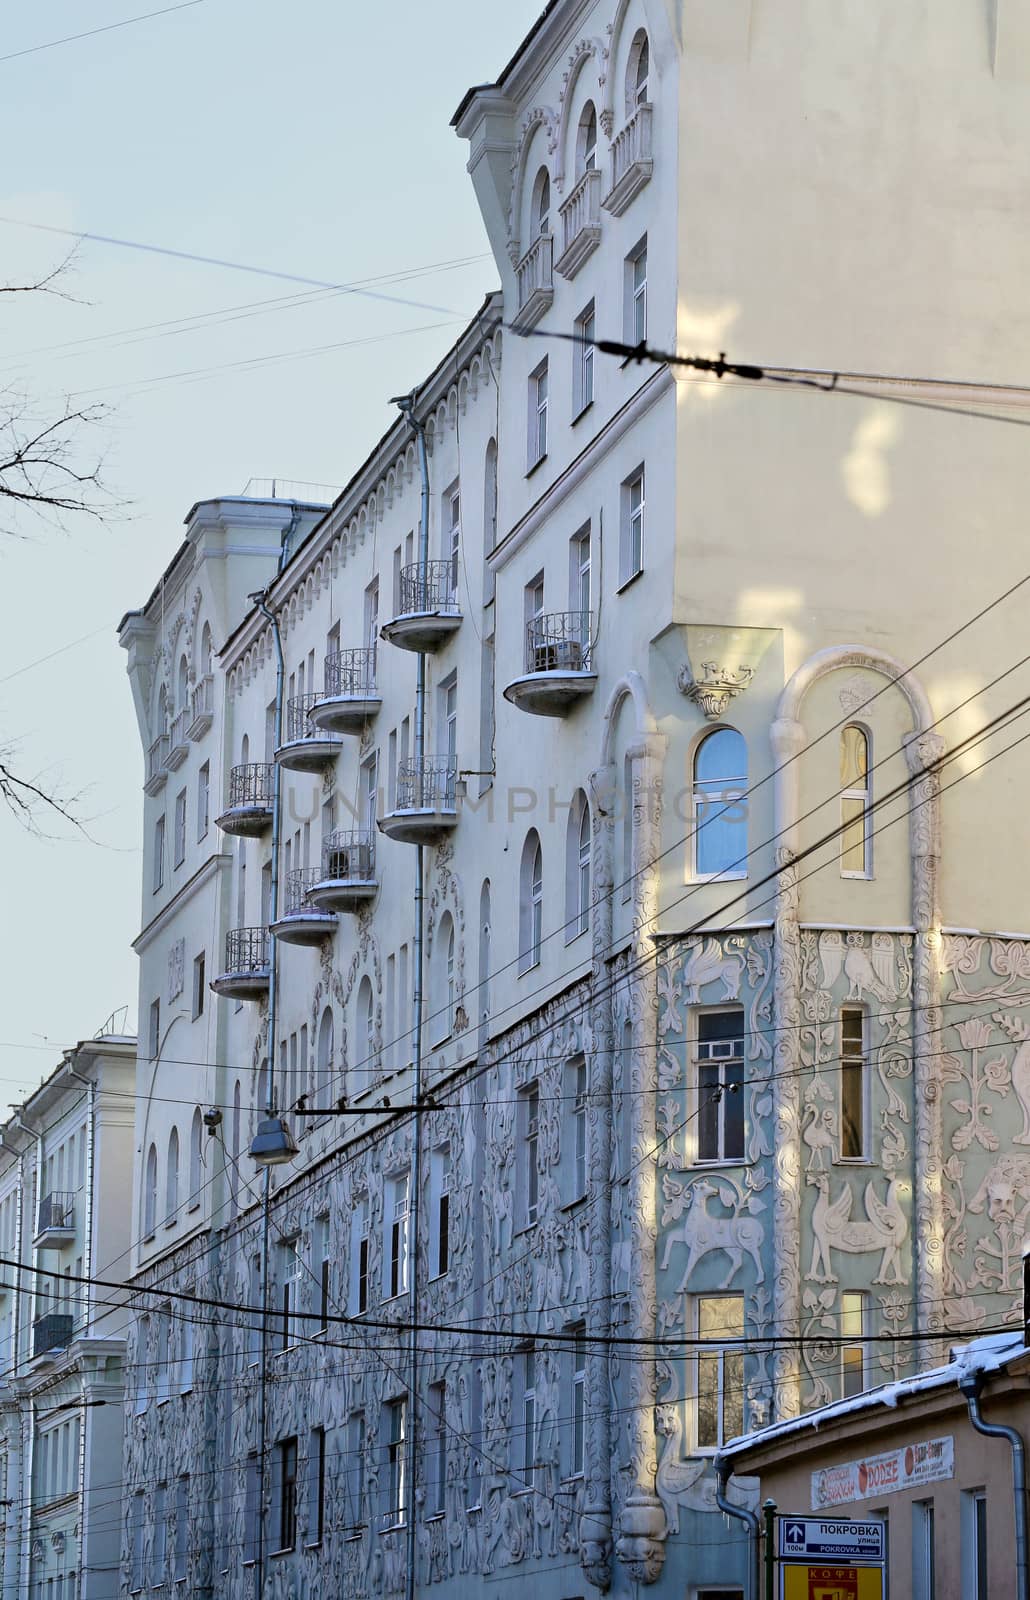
[197,762,209,839]
[569,523,591,620]
[524,571,545,640]
[912,1499,936,1600]
[363,576,379,655]
[694,1294,744,1451]
[629,30,650,107]
[188,1106,203,1202]
[385,1174,410,1299]
[519,1083,541,1229]
[274,1436,298,1552]
[165,1126,179,1222]
[576,101,598,177]
[566,789,591,939]
[306,1426,326,1546]
[279,1238,302,1350]
[383,1397,408,1527]
[430,1145,450,1279]
[518,1347,537,1489]
[840,1006,866,1160]
[346,1412,366,1531]
[519,830,544,974]
[568,1323,586,1477]
[625,236,647,344]
[428,1380,447,1515]
[531,166,550,239]
[696,1009,745,1162]
[479,879,492,1032]
[962,1489,988,1600]
[622,752,634,904]
[620,466,645,585]
[144,1143,158,1237]
[566,1055,589,1202]
[350,1196,370,1315]
[528,359,549,469]
[692,728,748,879]
[840,724,872,877]
[174,787,187,868]
[357,975,376,1075]
[445,484,461,599]
[440,672,458,794]
[574,302,595,414]
[315,1006,333,1103]
[153,815,165,892]
[156,1308,171,1402]
[840,1290,866,1398]
[134,1316,150,1414]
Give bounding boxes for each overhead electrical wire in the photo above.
[0,0,206,64]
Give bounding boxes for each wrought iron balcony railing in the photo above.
[282,867,322,915]
[397,563,458,617]
[33,1313,74,1358]
[284,693,324,743]
[36,1192,75,1238]
[227,763,275,810]
[222,927,270,977]
[525,612,593,674]
[396,757,457,812]
[324,647,377,698]
[321,829,376,883]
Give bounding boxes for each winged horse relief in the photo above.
[807,1172,909,1284]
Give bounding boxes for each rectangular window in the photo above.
[570,1324,586,1477]
[569,524,591,623]
[130,1490,145,1591]
[841,1290,866,1398]
[149,998,161,1062]
[840,1006,866,1159]
[346,1412,366,1532]
[153,815,165,892]
[524,571,545,638]
[962,1490,988,1600]
[191,952,205,1020]
[913,1499,936,1600]
[566,1056,588,1203]
[178,1313,194,1392]
[446,486,461,599]
[428,1380,447,1515]
[520,1084,540,1228]
[153,1483,167,1584]
[695,1295,744,1451]
[243,1454,260,1565]
[174,1474,188,1581]
[248,1256,262,1364]
[519,1348,537,1488]
[620,467,645,586]
[384,1397,408,1528]
[306,1426,326,1546]
[574,301,595,415]
[363,577,380,654]
[197,762,210,839]
[528,358,549,468]
[430,1146,450,1279]
[696,1010,745,1162]
[626,236,647,344]
[315,1215,330,1334]
[276,1436,298,1552]
[174,787,187,868]
[279,1238,302,1351]
[386,1175,410,1299]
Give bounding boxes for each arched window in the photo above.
[357,977,376,1074]
[177,654,189,711]
[446,920,455,1034]
[531,166,551,239]
[564,790,592,939]
[840,725,872,877]
[433,914,455,1040]
[165,1127,179,1222]
[692,729,748,880]
[316,1006,334,1101]
[622,753,634,903]
[240,732,250,765]
[256,1060,269,1120]
[576,102,598,177]
[200,622,213,677]
[144,1144,158,1238]
[479,880,492,1030]
[627,29,650,109]
[519,831,544,974]
[230,1081,241,1212]
[189,1108,203,1200]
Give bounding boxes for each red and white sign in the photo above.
[812,1437,954,1509]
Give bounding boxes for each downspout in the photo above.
[65,1056,95,1600]
[396,391,429,1600]
[714,1456,761,1600]
[249,502,299,1600]
[960,1370,1028,1600]
[13,1113,43,1355]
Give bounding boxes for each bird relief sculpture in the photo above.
[654,1406,759,1529]
[659,1173,765,1291]
[806,1172,908,1284]
[819,929,898,1002]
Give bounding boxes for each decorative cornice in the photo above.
[133,853,232,953]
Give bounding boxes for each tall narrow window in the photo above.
[520,1083,540,1228]
[529,359,549,468]
[566,789,592,939]
[386,1175,410,1299]
[479,879,492,1033]
[840,1007,866,1159]
[130,1491,145,1592]
[174,788,187,868]
[430,1146,450,1279]
[358,976,376,1075]
[276,1437,298,1552]
[385,1398,408,1527]
[520,1348,537,1488]
[630,31,650,106]
[577,102,598,176]
[346,1412,366,1530]
[188,1107,203,1201]
[695,1295,744,1450]
[148,999,161,1061]
[570,1324,587,1477]
[174,1476,188,1581]
[840,724,872,877]
[696,1011,745,1162]
[306,1427,326,1546]
[144,1145,158,1238]
[363,577,380,656]
[428,1381,447,1515]
[446,485,461,600]
[191,952,205,1020]
[197,762,210,839]
[279,1239,302,1350]
[519,830,544,974]
[575,302,595,414]
[316,1006,333,1103]
[620,466,645,585]
[626,237,647,343]
[153,816,165,892]
[165,1127,179,1222]
[963,1490,988,1600]
[351,1197,370,1315]
[532,166,550,239]
[315,1215,330,1333]
[567,1056,588,1202]
[569,524,591,622]
[841,1291,866,1398]
[692,728,748,879]
[913,1499,936,1600]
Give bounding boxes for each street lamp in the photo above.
[249,1115,298,1169]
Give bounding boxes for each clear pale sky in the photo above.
[0,0,542,1102]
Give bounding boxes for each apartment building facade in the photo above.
[0,1035,135,1600]
[117,2,1030,1598]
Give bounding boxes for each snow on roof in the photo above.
[720,1330,1026,1463]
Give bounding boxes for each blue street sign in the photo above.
[778,1517,884,1563]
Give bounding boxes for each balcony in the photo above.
[381,564,462,654]
[378,757,458,845]
[556,169,602,279]
[186,673,214,740]
[166,707,190,770]
[33,1313,73,1359]
[602,103,653,217]
[34,1193,75,1247]
[309,648,381,735]
[270,867,337,947]
[307,829,378,913]
[210,927,270,1000]
[275,694,343,772]
[144,734,169,796]
[503,612,598,717]
[216,763,275,837]
[513,232,554,330]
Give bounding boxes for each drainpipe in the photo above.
[13,1113,43,1354]
[395,390,429,1600]
[715,1456,761,1600]
[959,1370,1028,1600]
[248,503,300,1600]
[65,1057,95,1332]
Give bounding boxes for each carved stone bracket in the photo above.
[676,661,755,720]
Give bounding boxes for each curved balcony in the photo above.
[210,927,270,1000]
[378,757,458,846]
[307,829,378,912]
[270,867,337,947]
[309,648,382,735]
[503,612,597,717]
[216,763,275,837]
[380,563,462,654]
[275,694,343,772]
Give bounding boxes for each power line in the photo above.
[0,0,205,64]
